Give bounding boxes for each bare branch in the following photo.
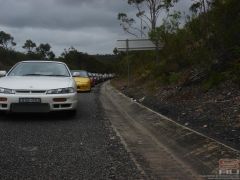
[118,0,178,36]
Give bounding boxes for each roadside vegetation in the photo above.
[115,0,240,90]
[113,0,240,149]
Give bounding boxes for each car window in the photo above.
[72,71,88,78]
[8,62,70,77]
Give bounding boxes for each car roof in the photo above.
[20,60,65,64]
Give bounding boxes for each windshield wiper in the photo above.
[45,75,69,77]
[23,74,47,76]
[23,74,69,77]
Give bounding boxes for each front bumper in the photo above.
[76,82,91,92]
[0,93,78,112]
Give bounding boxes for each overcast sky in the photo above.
[0,0,192,56]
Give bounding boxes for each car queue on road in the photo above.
[0,60,115,115]
[71,70,115,92]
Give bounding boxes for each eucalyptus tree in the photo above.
[22,39,37,54]
[36,43,55,60]
[0,31,16,49]
[190,0,212,14]
[118,0,178,38]
[189,0,213,43]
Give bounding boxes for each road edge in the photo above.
[111,83,240,154]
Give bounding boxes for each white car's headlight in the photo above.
[0,87,15,94]
[46,87,76,94]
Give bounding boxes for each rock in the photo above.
[195,108,203,112]
[216,95,225,101]
[121,85,127,91]
[131,98,137,102]
[139,96,145,103]
[110,136,116,140]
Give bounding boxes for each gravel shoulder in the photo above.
[101,81,240,180]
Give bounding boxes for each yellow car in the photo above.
[71,70,91,92]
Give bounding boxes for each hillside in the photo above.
[113,0,240,149]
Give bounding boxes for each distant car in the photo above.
[71,70,91,92]
[88,72,96,87]
[92,73,99,84]
[0,61,78,114]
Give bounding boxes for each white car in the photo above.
[0,61,78,114]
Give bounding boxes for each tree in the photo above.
[22,39,36,54]
[150,11,181,44]
[190,0,212,14]
[118,0,178,37]
[59,47,109,72]
[113,48,119,55]
[36,43,52,59]
[190,0,212,37]
[47,51,55,60]
[118,13,140,38]
[0,31,16,49]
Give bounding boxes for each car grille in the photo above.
[11,103,50,113]
[15,90,46,94]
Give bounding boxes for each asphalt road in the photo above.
[0,85,142,179]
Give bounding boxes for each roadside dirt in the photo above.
[100,82,240,180]
[112,79,240,151]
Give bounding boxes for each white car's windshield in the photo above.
[8,62,70,77]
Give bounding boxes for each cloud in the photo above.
[0,0,192,56]
[0,0,123,30]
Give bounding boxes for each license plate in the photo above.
[19,98,41,103]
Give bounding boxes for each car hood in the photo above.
[74,77,90,83]
[0,76,74,90]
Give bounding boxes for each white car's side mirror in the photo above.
[0,71,7,77]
